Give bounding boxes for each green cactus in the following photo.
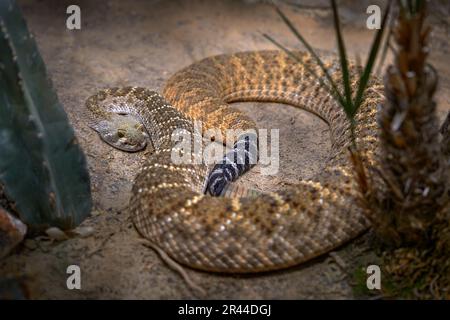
[0,0,91,230]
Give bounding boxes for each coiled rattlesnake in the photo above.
[87,50,383,272]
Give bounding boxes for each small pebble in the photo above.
[75,226,95,238]
[45,227,69,241]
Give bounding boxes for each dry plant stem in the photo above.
[138,239,206,296]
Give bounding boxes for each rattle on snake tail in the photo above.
[87,50,383,273]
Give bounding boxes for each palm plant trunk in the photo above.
[373,0,449,246]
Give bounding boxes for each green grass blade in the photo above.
[376,10,394,75]
[331,0,353,116]
[353,1,391,116]
[273,5,345,104]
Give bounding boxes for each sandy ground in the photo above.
[0,0,449,299]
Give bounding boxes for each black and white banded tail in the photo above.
[206,132,258,196]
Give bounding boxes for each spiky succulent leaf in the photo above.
[0,0,91,230]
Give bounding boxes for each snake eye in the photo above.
[117,130,125,138]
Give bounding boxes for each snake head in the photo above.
[91,113,148,152]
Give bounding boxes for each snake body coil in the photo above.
[87,50,383,272]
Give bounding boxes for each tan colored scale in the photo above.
[86,50,383,272]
